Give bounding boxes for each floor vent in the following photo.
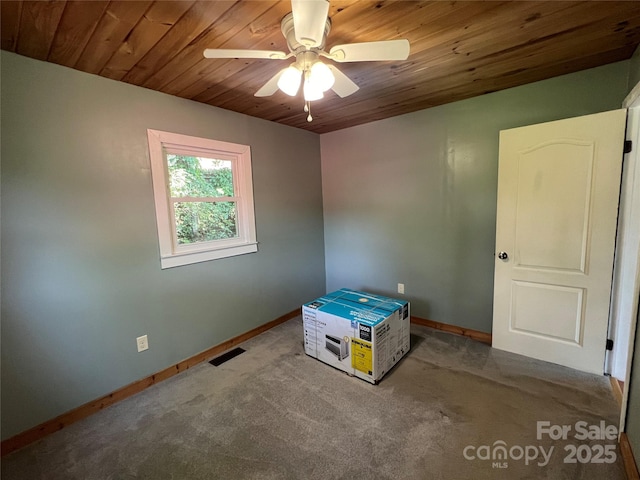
[209,347,246,366]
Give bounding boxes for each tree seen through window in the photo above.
[166,155,237,245]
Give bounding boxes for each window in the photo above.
[147,129,257,269]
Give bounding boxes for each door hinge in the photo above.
[624,140,632,154]
[606,339,614,351]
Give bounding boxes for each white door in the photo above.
[492,109,627,374]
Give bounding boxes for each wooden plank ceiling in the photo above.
[2,1,640,134]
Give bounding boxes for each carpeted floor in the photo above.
[1,317,624,479]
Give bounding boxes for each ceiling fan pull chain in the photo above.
[306,101,313,122]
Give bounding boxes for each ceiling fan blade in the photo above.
[255,69,286,97]
[329,39,410,62]
[327,65,359,98]
[203,49,287,60]
[292,0,329,48]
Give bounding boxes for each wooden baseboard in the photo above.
[1,308,301,457]
[610,376,625,408]
[411,316,492,345]
[621,432,640,480]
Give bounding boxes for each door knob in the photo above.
[498,251,509,260]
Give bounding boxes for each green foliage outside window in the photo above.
[167,155,238,244]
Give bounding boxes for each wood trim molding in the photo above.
[609,376,624,408]
[411,316,492,345]
[1,308,301,457]
[620,432,640,480]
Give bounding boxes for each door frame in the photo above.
[618,80,640,434]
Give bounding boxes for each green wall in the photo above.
[0,51,326,440]
[629,45,640,93]
[320,61,630,333]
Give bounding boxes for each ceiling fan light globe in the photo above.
[303,79,324,101]
[277,66,302,96]
[310,62,335,92]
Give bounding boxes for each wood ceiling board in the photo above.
[47,1,110,68]
[100,1,195,81]
[1,1,23,51]
[402,3,578,60]
[284,47,637,134]
[1,1,639,134]
[174,1,292,100]
[143,1,275,92]
[74,1,153,74]
[323,7,640,100]
[188,60,280,104]
[328,47,635,132]
[186,58,281,103]
[16,1,66,60]
[120,1,238,86]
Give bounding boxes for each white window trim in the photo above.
[147,129,257,269]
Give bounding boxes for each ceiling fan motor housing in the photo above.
[281,12,331,54]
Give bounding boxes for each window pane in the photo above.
[166,154,234,198]
[173,201,238,245]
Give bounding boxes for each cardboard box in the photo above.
[302,288,410,384]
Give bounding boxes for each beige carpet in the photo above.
[1,317,624,479]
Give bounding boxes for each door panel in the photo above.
[510,281,584,344]
[492,109,626,374]
[515,140,593,272]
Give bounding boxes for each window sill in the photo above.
[160,242,258,269]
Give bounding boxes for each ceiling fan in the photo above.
[202,0,410,122]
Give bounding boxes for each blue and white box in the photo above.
[302,288,410,384]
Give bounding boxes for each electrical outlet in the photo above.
[136,335,149,352]
[398,283,405,294]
